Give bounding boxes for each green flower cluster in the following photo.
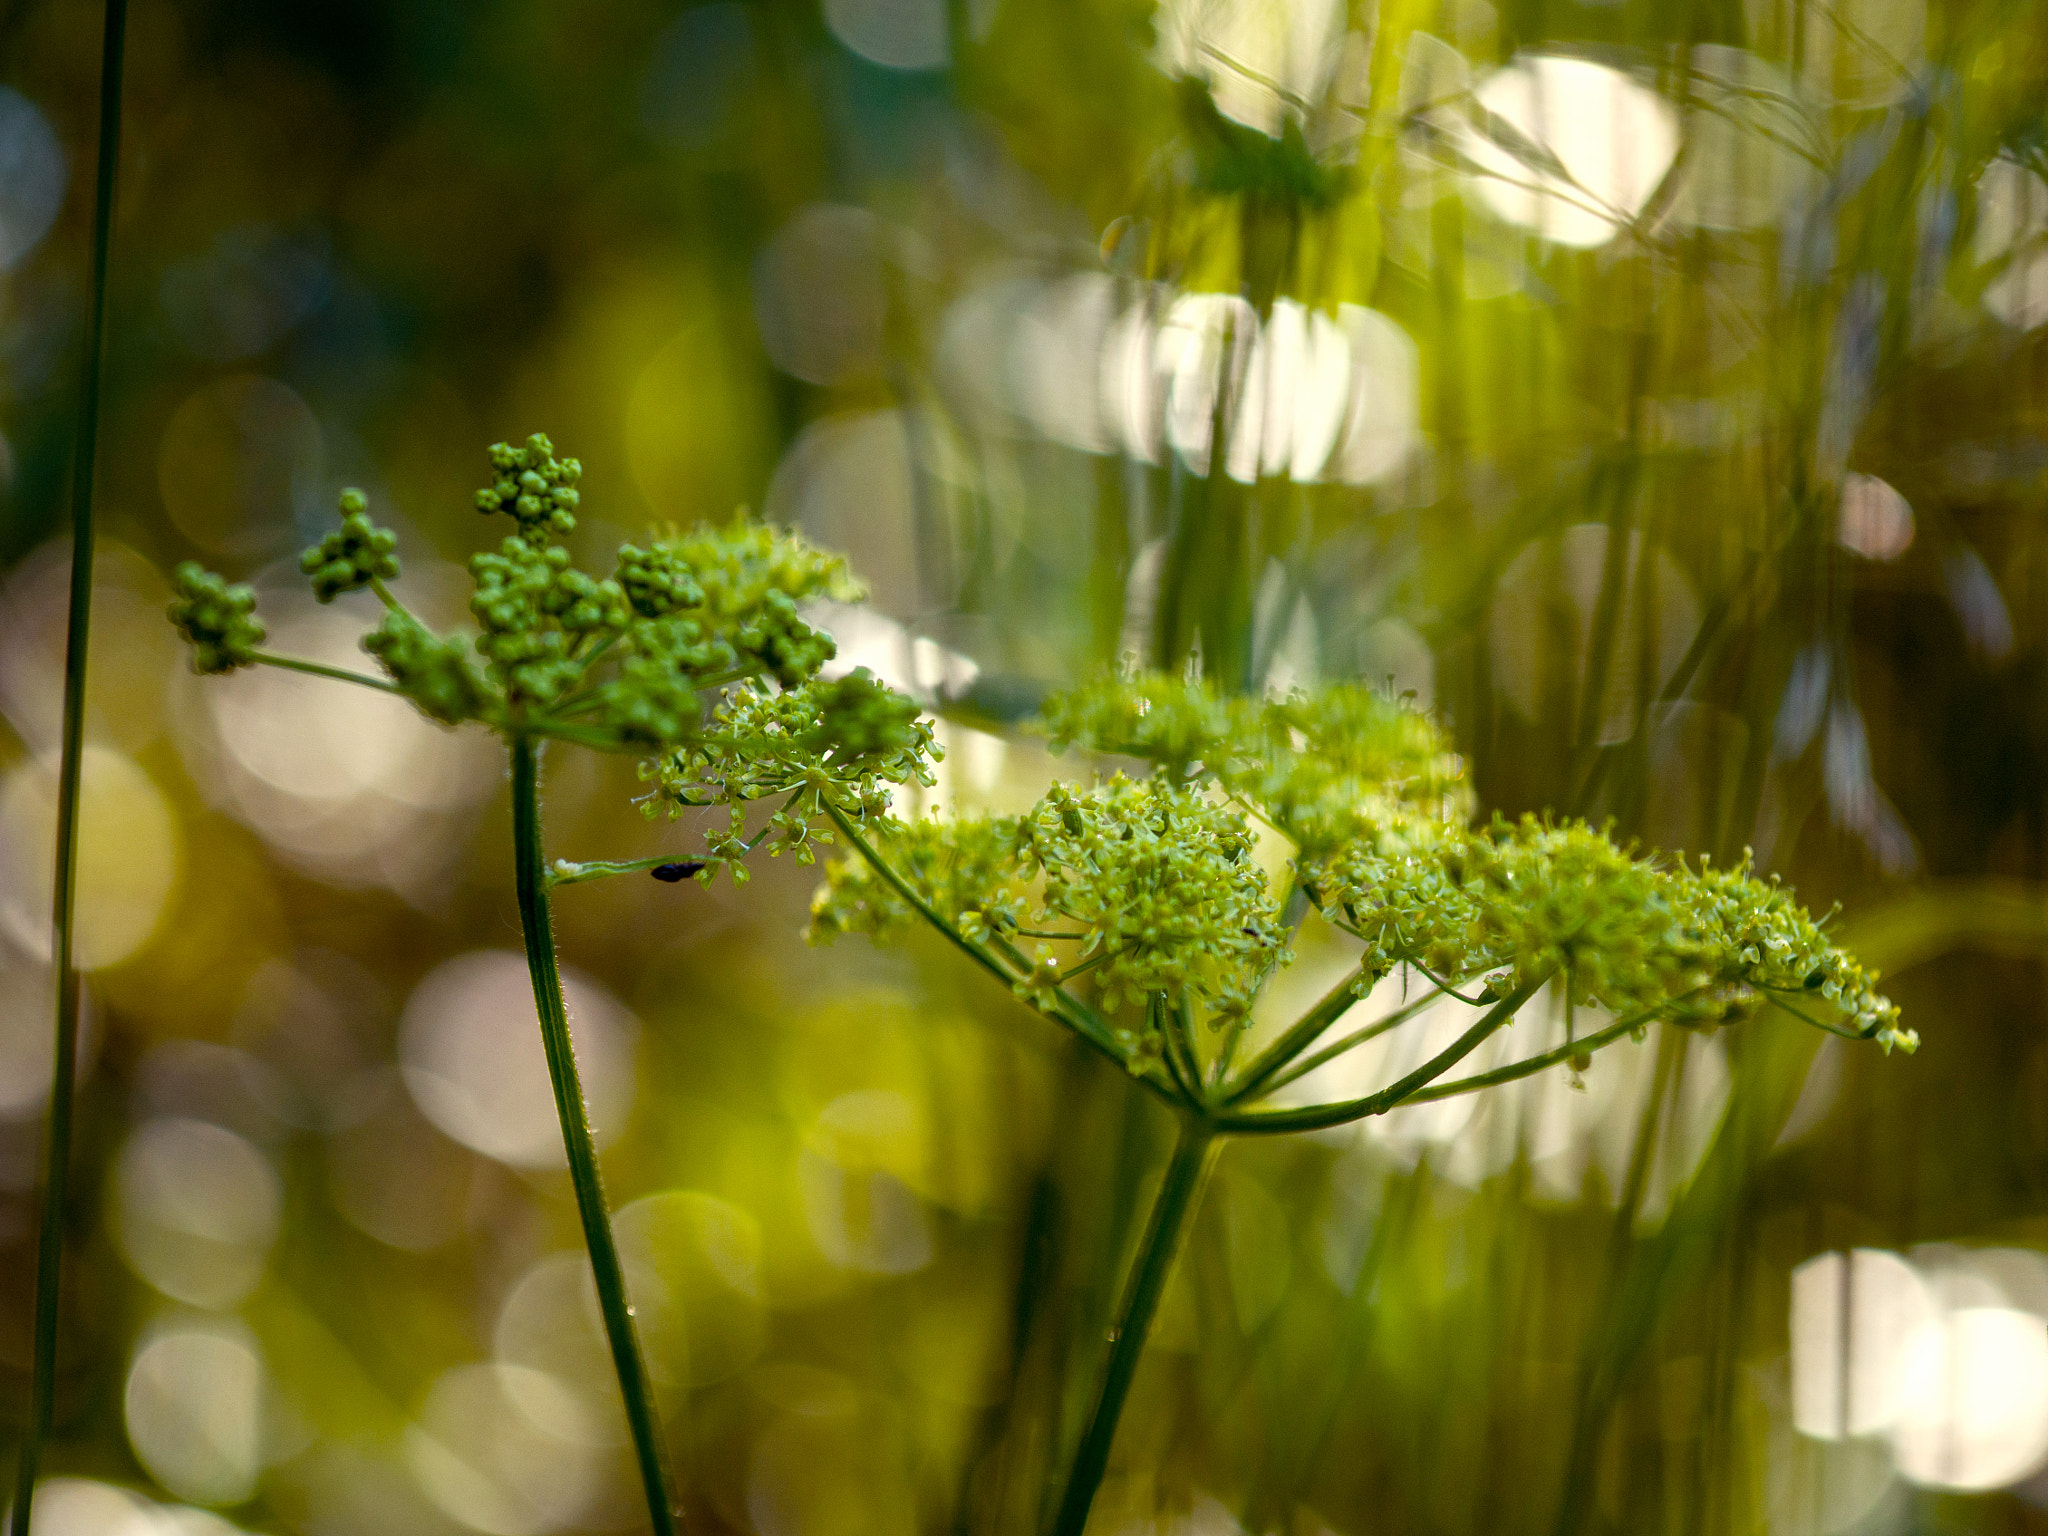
[165,435,931,801]
[168,564,265,674]
[301,489,399,602]
[810,669,1913,1099]
[475,434,583,537]
[646,668,941,876]
[1041,671,1469,853]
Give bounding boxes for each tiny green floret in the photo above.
[300,488,399,601]
[168,563,265,674]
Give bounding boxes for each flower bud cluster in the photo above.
[648,668,941,876]
[1016,778,1287,1021]
[1041,671,1469,853]
[469,538,628,707]
[168,564,265,674]
[475,434,582,537]
[362,610,486,725]
[169,435,925,794]
[300,490,399,602]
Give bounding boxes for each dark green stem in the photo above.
[510,737,682,1536]
[1051,1116,1219,1536]
[12,3,126,1529]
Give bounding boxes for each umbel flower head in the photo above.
[167,434,934,862]
[810,669,1913,1123]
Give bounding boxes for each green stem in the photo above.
[1211,977,1547,1135]
[509,737,682,1536]
[1221,960,1377,1104]
[1050,1117,1220,1536]
[1249,984,1454,1101]
[1397,990,1704,1106]
[820,799,1168,1097]
[252,652,406,694]
[12,4,126,1530]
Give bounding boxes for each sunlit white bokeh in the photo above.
[124,1317,268,1506]
[182,582,498,895]
[404,1363,610,1536]
[398,951,638,1170]
[1152,0,1355,139]
[112,1118,282,1309]
[0,541,184,755]
[1459,54,1678,248]
[1975,154,2048,332]
[1838,473,1915,561]
[940,273,1419,487]
[1276,966,1728,1219]
[0,746,181,970]
[1791,1246,2048,1492]
[19,1479,165,1536]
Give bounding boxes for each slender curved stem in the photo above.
[510,738,682,1536]
[1398,990,1707,1105]
[820,799,1177,1101]
[252,652,406,694]
[1051,1117,1220,1536]
[1250,985,1456,1101]
[1211,976,1548,1135]
[12,5,126,1530]
[1220,960,1377,1104]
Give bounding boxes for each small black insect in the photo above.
[650,861,706,883]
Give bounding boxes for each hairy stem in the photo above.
[12,3,127,1529]
[510,737,682,1536]
[1051,1117,1220,1536]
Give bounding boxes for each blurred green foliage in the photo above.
[4,0,2048,1534]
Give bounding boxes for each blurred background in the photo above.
[2,0,2048,1532]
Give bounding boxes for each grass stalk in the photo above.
[509,737,682,1536]
[1050,1116,1220,1536]
[10,2,128,1529]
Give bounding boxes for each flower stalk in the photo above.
[511,736,681,1536]
[13,2,128,1530]
[1050,1116,1219,1536]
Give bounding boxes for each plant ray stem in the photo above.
[1050,1116,1219,1536]
[510,737,682,1536]
[1211,976,1547,1135]
[1250,985,1455,1100]
[252,652,406,694]
[12,2,126,1529]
